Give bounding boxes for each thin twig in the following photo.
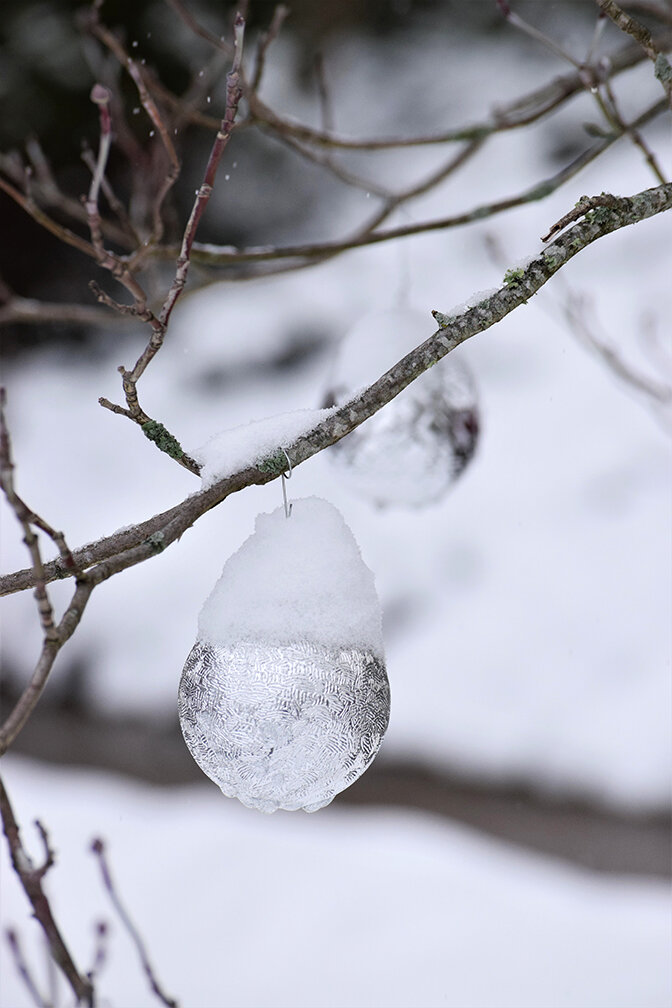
[560,287,672,406]
[0,777,94,1006]
[496,0,584,69]
[157,14,245,330]
[0,294,131,328]
[0,389,94,754]
[542,191,625,240]
[4,929,48,1008]
[597,0,672,105]
[250,4,289,93]
[87,921,109,986]
[91,838,178,1008]
[178,98,666,271]
[602,76,667,181]
[0,389,57,644]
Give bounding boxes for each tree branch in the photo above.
[3,182,669,597]
[91,838,178,1008]
[598,0,672,106]
[0,775,95,1006]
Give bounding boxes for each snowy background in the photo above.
[1,8,671,1008]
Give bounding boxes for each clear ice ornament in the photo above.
[178,497,389,813]
[325,308,479,508]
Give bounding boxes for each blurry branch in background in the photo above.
[91,838,179,1008]
[0,778,95,1006]
[559,288,672,415]
[482,229,672,423]
[4,929,48,1008]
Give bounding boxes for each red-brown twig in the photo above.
[158,13,245,330]
[0,776,95,1006]
[94,15,244,471]
[88,6,181,242]
[91,838,178,1008]
[85,84,114,256]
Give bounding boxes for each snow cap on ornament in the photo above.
[325,308,479,508]
[178,497,389,814]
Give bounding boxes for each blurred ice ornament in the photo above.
[325,308,479,508]
[178,497,389,813]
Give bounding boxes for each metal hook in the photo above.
[280,448,293,518]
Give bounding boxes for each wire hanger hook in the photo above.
[280,448,293,518]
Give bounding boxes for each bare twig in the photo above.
[250,4,289,93]
[602,76,667,182]
[177,98,666,272]
[496,0,584,69]
[164,0,232,57]
[542,191,625,240]
[560,287,672,407]
[92,17,244,467]
[157,14,245,331]
[4,929,48,1008]
[3,182,670,600]
[0,389,93,754]
[0,777,94,1006]
[87,920,110,986]
[88,9,181,241]
[0,388,58,645]
[0,294,131,328]
[0,174,97,260]
[91,838,178,1008]
[597,0,672,105]
[85,84,114,256]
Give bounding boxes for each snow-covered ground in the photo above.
[1,15,671,1007]
[0,757,670,1008]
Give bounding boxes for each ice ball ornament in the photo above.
[325,308,480,508]
[178,497,389,813]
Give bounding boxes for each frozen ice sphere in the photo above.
[325,308,479,508]
[178,497,389,812]
[178,639,390,813]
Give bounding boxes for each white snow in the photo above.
[0,757,669,1008]
[198,497,384,656]
[194,407,334,488]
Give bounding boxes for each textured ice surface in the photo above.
[326,308,479,507]
[179,639,390,812]
[179,497,389,811]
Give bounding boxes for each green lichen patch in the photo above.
[141,420,184,460]
[503,266,526,287]
[144,531,166,553]
[257,450,289,475]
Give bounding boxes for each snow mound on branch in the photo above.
[195,408,334,488]
[198,497,384,656]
